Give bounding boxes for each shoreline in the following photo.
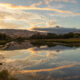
[0,39,80,50]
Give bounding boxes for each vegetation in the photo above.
[14,37,26,42]
[0,33,11,41]
[0,70,17,80]
[30,32,80,39]
[29,32,80,47]
[0,32,80,47]
[0,33,12,45]
[31,39,80,47]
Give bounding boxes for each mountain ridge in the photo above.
[0,28,80,38]
[32,27,80,34]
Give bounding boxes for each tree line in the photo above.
[0,32,80,41]
[0,33,11,41]
[30,32,80,39]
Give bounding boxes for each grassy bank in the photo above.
[1,38,80,47]
[30,39,80,47]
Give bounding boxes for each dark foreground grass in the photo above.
[0,70,17,80]
[0,40,8,45]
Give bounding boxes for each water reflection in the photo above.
[0,42,80,80]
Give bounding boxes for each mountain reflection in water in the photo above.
[0,41,80,80]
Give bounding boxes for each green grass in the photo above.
[1,38,80,47]
[31,39,80,43]
[30,39,80,47]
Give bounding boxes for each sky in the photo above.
[0,0,80,30]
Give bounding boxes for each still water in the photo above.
[0,42,80,80]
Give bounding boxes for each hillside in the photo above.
[0,29,38,38]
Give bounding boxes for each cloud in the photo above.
[30,1,42,7]
[30,27,79,34]
[0,20,26,29]
[0,2,79,30]
[0,6,54,29]
[44,0,50,7]
[0,3,80,15]
[30,20,57,31]
[20,64,78,73]
[49,0,77,3]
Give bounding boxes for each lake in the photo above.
[0,41,80,80]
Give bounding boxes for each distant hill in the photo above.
[0,29,47,38]
[0,29,38,38]
[0,28,80,39]
[32,27,80,34]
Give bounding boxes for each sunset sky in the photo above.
[0,0,80,30]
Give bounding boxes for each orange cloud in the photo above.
[29,48,38,53]
[0,3,80,15]
[20,64,79,73]
[44,0,50,7]
[30,1,42,7]
[0,20,26,29]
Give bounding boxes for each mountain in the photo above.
[0,28,80,39]
[0,29,47,38]
[0,29,38,38]
[32,27,80,34]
